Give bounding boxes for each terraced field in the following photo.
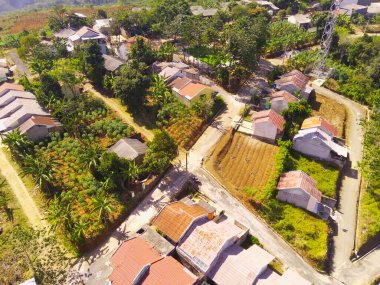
[206,131,279,193]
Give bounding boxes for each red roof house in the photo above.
[277,170,322,214]
[252,109,285,143]
[109,237,197,285]
[301,116,338,137]
[274,70,313,100]
[270,90,299,113]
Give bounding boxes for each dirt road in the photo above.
[9,50,32,78]
[83,83,154,141]
[0,146,46,228]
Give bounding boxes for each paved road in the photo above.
[83,83,154,141]
[313,85,380,285]
[69,167,189,284]
[9,50,32,78]
[0,145,46,228]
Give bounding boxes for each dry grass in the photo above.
[205,131,279,198]
[310,93,347,138]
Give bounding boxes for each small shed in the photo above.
[270,90,299,113]
[107,138,148,164]
[251,109,285,143]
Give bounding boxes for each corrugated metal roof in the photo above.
[102,54,125,72]
[108,138,148,160]
[0,90,35,107]
[270,90,299,103]
[0,83,24,96]
[209,244,274,285]
[151,201,208,243]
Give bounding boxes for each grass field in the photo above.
[287,152,340,198]
[205,131,279,196]
[310,93,346,138]
[205,131,331,269]
[0,173,32,284]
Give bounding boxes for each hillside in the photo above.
[0,0,118,15]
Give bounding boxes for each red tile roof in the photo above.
[301,116,338,137]
[151,201,208,243]
[277,170,322,202]
[178,82,208,99]
[270,90,299,103]
[252,109,285,132]
[275,70,309,91]
[0,83,24,95]
[109,237,197,285]
[169,77,192,90]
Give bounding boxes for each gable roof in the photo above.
[301,116,338,137]
[151,201,208,243]
[270,90,299,103]
[169,77,192,91]
[53,28,76,39]
[277,170,322,202]
[275,70,309,92]
[70,26,106,41]
[252,109,285,132]
[108,138,148,160]
[159,66,181,81]
[102,54,125,72]
[177,218,246,273]
[18,115,62,134]
[0,83,24,96]
[109,237,197,285]
[0,90,35,107]
[178,82,209,100]
[209,244,275,285]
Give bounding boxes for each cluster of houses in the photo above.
[0,82,62,141]
[153,61,214,105]
[107,197,311,285]
[237,69,346,218]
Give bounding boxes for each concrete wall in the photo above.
[293,137,331,160]
[253,121,277,142]
[25,125,49,142]
[278,188,310,210]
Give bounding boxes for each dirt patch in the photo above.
[205,131,279,197]
[310,93,347,138]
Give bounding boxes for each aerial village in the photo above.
[0,0,379,284]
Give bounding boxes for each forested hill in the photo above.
[0,0,117,15]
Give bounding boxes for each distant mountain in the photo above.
[0,0,118,15]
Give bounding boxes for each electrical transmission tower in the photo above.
[313,0,342,78]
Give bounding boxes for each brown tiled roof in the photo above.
[301,116,338,137]
[151,201,208,243]
[109,237,197,285]
[0,83,24,95]
[252,109,285,132]
[270,90,299,103]
[169,77,192,90]
[126,35,149,49]
[18,115,62,134]
[277,170,322,202]
[178,82,208,99]
[275,70,309,91]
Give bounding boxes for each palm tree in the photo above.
[2,130,33,159]
[150,74,173,107]
[123,160,140,185]
[46,196,72,231]
[72,218,89,243]
[158,42,177,62]
[0,179,9,211]
[20,155,58,194]
[91,192,115,223]
[81,143,102,171]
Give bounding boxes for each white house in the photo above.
[67,26,107,53]
[274,70,313,101]
[251,109,285,143]
[270,90,299,113]
[93,18,112,34]
[277,170,323,215]
[293,127,348,167]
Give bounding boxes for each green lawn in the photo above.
[287,152,340,198]
[188,46,224,67]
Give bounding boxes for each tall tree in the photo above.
[91,192,115,222]
[2,130,33,159]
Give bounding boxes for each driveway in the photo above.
[0,145,46,229]
[313,85,380,285]
[9,50,32,78]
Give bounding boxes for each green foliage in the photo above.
[282,100,312,139]
[2,130,33,160]
[266,21,315,55]
[151,0,191,33]
[241,234,263,249]
[287,152,339,198]
[74,41,105,86]
[143,130,178,174]
[287,49,320,73]
[17,34,39,58]
[358,108,380,247]
[111,61,150,106]
[130,37,156,65]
